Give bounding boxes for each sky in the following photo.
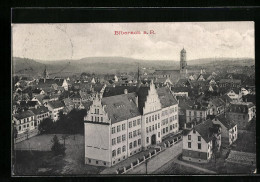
[12,22,254,61]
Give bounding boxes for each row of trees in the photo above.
[38,109,87,135]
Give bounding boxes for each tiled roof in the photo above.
[136,87,149,115]
[33,94,45,104]
[157,87,178,108]
[219,94,233,103]
[48,100,64,109]
[101,93,140,124]
[63,98,74,106]
[82,101,93,111]
[13,110,35,120]
[103,86,138,97]
[30,106,49,115]
[226,150,256,166]
[219,79,241,84]
[210,98,225,107]
[194,119,221,143]
[32,88,43,94]
[215,114,236,129]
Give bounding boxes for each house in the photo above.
[226,88,242,102]
[226,102,256,129]
[186,103,211,124]
[13,110,36,135]
[209,98,226,116]
[32,88,45,97]
[182,119,221,163]
[84,81,179,167]
[30,106,50,128]
[31,94,46,105]
[226,150,256,173]
[219,79,241,88]
[171,87,190,97]
[241,88,249,96]
[212,114,237,146]
[46,100,64,121]
[38,78,69,91]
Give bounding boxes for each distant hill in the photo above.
[12,56,255,77]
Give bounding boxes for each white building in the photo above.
[46,100,64,121]
[84,81,179,167]
[13,110,36,135]
[182,119,221,163]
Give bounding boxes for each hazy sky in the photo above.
[12,22,254,61]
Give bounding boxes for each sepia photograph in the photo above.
[11,22,256,176]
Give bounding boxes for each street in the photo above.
[127,141,183,174]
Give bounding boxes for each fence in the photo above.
[116,146,164,174]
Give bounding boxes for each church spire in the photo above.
[43,65,49,79]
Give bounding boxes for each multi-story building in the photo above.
[209,98,226,116]
[13,110,36,135]
[84,81,179,167]
[226,102,256,129]
[185,103,211,123]
[212,114,237,146]
[46,100,64,121]
[182,119,221,163]
[219,79,241,88]
[30,106,50,128]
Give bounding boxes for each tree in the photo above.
[38,118,54,134]
[51,135,66,156]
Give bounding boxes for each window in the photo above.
[112,150,116,157]
[137,119,141,125]
[149,116,151,122]
[188,135,191,140]
[193,130,196,134]
[158,114,160,119]
[155,124,157,130]
[158,132,160,137]
[188,142,191,148]
[129,121,132,128]
[122,123,126,130]
[101,117,103,122]
[104,162,106,165]
[166,127,168,133]
[158,123,160,128]
[146,117,148,123]
[117,148,121,155]
[152,125,154,131]
[96,160,99,164]
[133,130,137,137]
[133,120,136,126]
[88,159,91,163]
[122,134,126,141]
[134,141,137,147]
[117,125,121,132]
[129,142,133,149]
[112,127,115,134]
[198,143,201,150]
[112,138,116,145]
[122,145,126,152]
[129,132,132,138]
[117,136,121,143]
[149,126,151,132]
[138,129,141,135]
[170,125,172,130]
[155,115,157,120]
[152,115,154,121]
[198,136,201,142]
[146,127,148,133]
[163,128,165,134]
[146,137,149,143]
[138,139,141,145]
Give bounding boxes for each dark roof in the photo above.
[136,87,149,114]
[101,93,140,124]
[103,86,138,97]
[32,88,43,94]
[210,98,225,107]
[178,98,193,110]
[93,84,104,92]
[14,110,35,120]
[215,114,236,129]
[27,101,38,107]
[194,119,221,143]
[219,79,241,84]
[226,150,256,166]
[219,94,233,103]
[157,87,178,108]
[30,106,49,115]
[48,100,64,109]
[63,98,74,106]
[82,101,93,111]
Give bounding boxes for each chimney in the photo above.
[124,89,128,94]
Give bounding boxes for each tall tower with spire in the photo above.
[180,48,188,77]
[43,65,49,79]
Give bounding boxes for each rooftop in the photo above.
[13,110,35,120]
[47,100,64,109]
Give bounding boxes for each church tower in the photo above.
[180,48,188,77]
[43,65,49,79]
